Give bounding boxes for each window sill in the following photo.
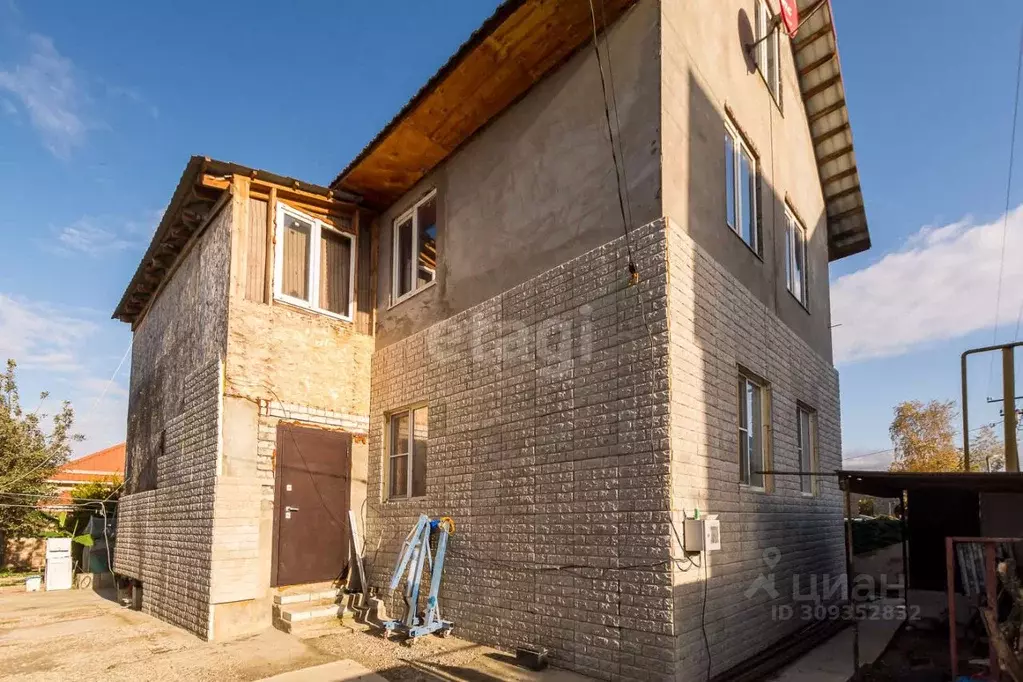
[384,495,428,504]
[740,483,769,494]
[273,296,354,324]
[388,279,437,311]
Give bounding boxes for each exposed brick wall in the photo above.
[367,219,674,681]
[115,359,222,639]
[665,217,845,680]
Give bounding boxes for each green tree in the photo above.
[969,424,1005,472]
[0,360,82,534]
[857,497,876,516]
[888,400,963,472]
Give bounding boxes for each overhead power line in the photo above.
[989,19,1023,388]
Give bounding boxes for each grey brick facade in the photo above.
[115,358,222,638]
[366,217,845,681]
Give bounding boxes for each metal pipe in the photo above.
[901,490,910,622]
[962,351,971,470]
[1004,347,1019,472]
[843,483,859,671]
[960,340,1023,470]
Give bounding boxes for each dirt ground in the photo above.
[0,588,586,682]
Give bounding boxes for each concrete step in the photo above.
[279,598,344,623]
[272,581,339,606]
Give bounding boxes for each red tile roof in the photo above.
[50,442,125,484]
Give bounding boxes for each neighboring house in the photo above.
[46,442,125,509]
[112,1,869,679]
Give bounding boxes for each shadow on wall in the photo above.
[673,61,837,679]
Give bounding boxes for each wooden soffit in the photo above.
[792,0,870,261]
[330,0,638,209]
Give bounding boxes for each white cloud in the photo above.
[0,293,129,456]
[0,34,87,157]
[0,294,96,372]
[832,205,1023,364]
[56,219,138,256]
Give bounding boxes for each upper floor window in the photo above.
[797,405,817,495]
[738,370,770,489]
[387,405,428,500]
[725,122,760,254]
[755,0,781,102]
[785,208,808,307]
[392,191,437,304]
[274,203,355,320]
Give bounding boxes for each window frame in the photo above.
[390,189,438,307]
[724,121,761,256]
[785,207,809,309]
[797,404,818,496]
[737,369,771,491]
[273,202,356,322]
[755,0,781,104]
[385,404,428,501]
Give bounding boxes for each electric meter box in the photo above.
[684,517,721,552]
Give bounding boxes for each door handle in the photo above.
[285,506,300,513]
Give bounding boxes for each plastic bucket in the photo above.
[25,575,41,592]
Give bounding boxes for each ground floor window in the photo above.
[387,406,427,499]
[798,405,817,495]
[738,371,770,489]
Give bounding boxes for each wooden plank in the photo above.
[245,197,268,302]
[265,187,276,305]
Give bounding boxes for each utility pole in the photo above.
[961,341,1022,472]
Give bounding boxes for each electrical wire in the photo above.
[586,0,637,279]
[988,19,1023,388]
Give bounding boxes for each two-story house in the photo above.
[112,1,869,680]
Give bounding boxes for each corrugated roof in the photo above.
[792,0,870,260]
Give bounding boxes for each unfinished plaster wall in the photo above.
[665,217,844,679]
[374,0,661,349]
[368,219,674,681]
[115,199,231,639]
[209,189,374,635]
[660,0,833,361]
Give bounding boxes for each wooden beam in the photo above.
[265,186,276,306]
[821,167,858,186]
[808,99,846,124]
[794,24,831,53]
[798,51,836,77]
[802,74,842,100]
[817,144,854,166]
[828,205,866,224]
[813,123,850,147]
[824,185,861,204]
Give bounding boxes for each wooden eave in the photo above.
[112,156,360,325]
[328,0,638,209]
[792,0,871,261]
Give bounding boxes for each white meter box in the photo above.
[683,517,721,552]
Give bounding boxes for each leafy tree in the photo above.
[857,497,876,516]
[969,424,1005,473]
[888,399,963,473]
[0,360,82,534]
[63,479,121,539]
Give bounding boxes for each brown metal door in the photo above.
[273,424,351,587]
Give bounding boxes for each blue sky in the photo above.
[1,1,1021,465]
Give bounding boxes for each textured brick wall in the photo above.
[664,217,844,680]
[115,359,222,639]
[367,219,674,681]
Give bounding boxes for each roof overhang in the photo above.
[839,471,1023,498]
[329,0,637,208]
[113,156,358,325]
[792,0,870,261]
